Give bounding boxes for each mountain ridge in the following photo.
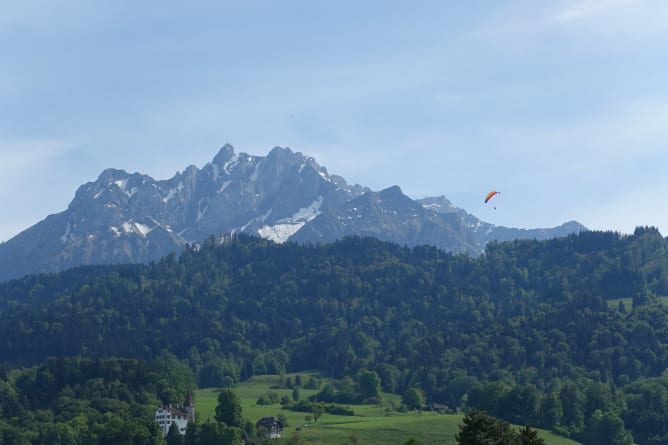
[0,144,586,282]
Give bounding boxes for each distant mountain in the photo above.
[417,195,586,246]
[0,144,586,282]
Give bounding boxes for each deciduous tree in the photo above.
[215,389,243,428]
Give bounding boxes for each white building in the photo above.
[155,392,195,436]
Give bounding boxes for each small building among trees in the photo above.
[256,416,283,439]
[155,392,195,436]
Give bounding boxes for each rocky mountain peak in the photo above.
[0,144,587,282]
[211,143,236,166]
[97,167,127,183]
[378,185,404,198]
[419,195,457,214]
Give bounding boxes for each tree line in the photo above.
[1,228,668,443]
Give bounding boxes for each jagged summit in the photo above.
[211,143,236,166]
[0,144,586,282]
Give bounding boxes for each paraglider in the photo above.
[484,190,500,203]
[484,190,500,209]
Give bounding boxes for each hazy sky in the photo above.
[2,0,668,242]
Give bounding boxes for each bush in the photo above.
[256,391,280,405]
[256,394,273,405]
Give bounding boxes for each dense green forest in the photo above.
[0,355,195,444]
[2,228,668,443]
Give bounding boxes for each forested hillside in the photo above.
[2,227,668,443]
[0,355,195,444]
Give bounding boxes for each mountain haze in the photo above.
[0,145,585,282]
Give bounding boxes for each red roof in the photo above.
[158,405,189,417]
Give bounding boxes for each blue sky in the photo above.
[2,0,668,242]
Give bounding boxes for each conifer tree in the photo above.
[166,422,184,445]
[516,425,545,445]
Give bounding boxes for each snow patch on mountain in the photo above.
[120,221,153,237]
[113,179,138,198]
[218,181,231,193]
[238,209,273,234]
[223,154,239,174]
[258,222,305,243]
[196,198,209,222]
[93,187,107,200]
[286,196,323,222]
[250,159,262,182]
[257,197,323,243]
[114,179,127,191]
[422,203,442,212]
[470,220,484,231]
[162,181,184,203]
[61,222,72,244]
[260,208,272,222]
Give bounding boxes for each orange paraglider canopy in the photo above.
[484,190,500,203]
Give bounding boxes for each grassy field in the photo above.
[607,295,668,310]
[194,374,581,445]
[606,297,633,310]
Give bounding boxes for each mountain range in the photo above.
[0,144,585,282]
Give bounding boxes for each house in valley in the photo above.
[155,392,195,436]
[256,416,283,439]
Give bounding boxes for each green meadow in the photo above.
[194,374,581,445]
[607,295,668,310]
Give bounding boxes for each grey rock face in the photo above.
[0,145,586,282]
